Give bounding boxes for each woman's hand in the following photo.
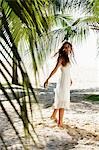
[44,79,48,88]
[70,79,72,86]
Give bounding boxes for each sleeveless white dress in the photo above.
[54,63,71,109]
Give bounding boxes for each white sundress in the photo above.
[54,63,71,109]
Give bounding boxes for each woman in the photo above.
[44,41,73,128]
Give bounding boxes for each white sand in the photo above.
[0,86,99,150]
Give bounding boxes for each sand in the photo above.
[0,84,99,150]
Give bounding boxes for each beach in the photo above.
[0,82,99,149]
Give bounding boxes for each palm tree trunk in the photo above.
[12,54,18,84]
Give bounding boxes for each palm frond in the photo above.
[51,0,92,14]
[0,5,41,149]
[92,0,99,17]
[4,0,49,35]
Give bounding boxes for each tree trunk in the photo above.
[12,55,18,84]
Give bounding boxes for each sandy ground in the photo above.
[0,84,99,150]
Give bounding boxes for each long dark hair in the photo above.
[54,41,73,66]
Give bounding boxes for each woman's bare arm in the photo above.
[44,58,62,88]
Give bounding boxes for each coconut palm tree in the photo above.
[0,0,52,149]
[0,0,99,149]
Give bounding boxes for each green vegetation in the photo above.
[86,95,99,101]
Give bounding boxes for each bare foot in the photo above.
[58,123,65,129]
[58,123,63,127]
[58,121,65,128]
[50,116,57,123]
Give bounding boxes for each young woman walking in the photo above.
[44,41,73,127]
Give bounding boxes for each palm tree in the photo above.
[0,0,51,149]
[0,0,99,149]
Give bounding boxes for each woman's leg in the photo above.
[58,108,64,127]
[50,109,58,122]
